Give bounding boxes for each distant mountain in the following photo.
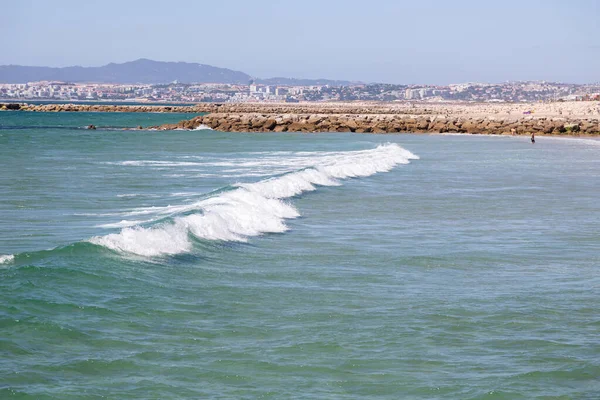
[0,59,252,84]
[256,77,356,86]
[0,59,355,86]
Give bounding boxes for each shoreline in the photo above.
[151,101,600,136]
[2,101,599,136]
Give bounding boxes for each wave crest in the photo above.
[0,254,15,265]
[89,143,418,257]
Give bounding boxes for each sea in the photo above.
[1,111,599,399]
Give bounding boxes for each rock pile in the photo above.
[154,112,600,135]
[3,100,599,135]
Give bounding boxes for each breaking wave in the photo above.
[89,143,418,257]
[96,220,145,229]
[0,254,15,265]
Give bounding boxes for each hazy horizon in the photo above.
[2,0,599,85]
[3,58,599,86]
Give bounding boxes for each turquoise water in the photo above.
[1,112,599,399]
[3,101,196,106]
[0,110,198,130]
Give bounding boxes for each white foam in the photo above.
[194,124,213,131]
[89,143,418,257]
[0,254,14,265]
[117,160,206,167]
[241,169,340,199]
[170,192,200,197]
[96,220,145,229]
[91,224,193,256]
[73,212,125,217]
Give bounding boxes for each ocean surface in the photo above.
[2,100,196,106]
[1,111,599,399]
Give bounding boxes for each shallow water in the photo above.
[1,112,599,398]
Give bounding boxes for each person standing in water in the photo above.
[531,132,535,143]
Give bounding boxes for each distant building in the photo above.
[419,88,432,98]
[405,89,420,100]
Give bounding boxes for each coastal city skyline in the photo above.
[2,58,599,104]
[3,0,598,84]
[3,80,600,104]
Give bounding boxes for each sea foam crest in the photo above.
[89,143,418,257]
[0,254,14,265]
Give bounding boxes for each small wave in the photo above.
[170,192,201,197]
[0,254,15,265]
[89,143,419,257]
[122,204,195,217]
[194,124,213,131]
[116,193,141,198]
[114,160,207,167]
[72,212,125,217]
[96,220,145,229]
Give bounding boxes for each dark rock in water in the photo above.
[87,125,97,130]
[137,126,143,130]
[6,103,21,110]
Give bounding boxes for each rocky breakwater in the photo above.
[154,112,600,136]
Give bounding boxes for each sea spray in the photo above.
[0,254,15,265]
[89,144,418,257]
[96,220,145,229]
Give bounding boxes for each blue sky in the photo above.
[2,0,598,84]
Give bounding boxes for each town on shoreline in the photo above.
[1,80,600,103]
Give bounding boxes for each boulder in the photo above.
[344,119,358,132]
[307,115,323,125]
[259,119,274,130]
[564,123,580,133]
[416,119,430,130]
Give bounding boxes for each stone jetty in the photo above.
[3,101,599,135]
[152,102,600,136]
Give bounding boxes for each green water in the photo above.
[1,112,599,399]
[0,110,197,130]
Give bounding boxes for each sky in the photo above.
[1,0,598,84]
